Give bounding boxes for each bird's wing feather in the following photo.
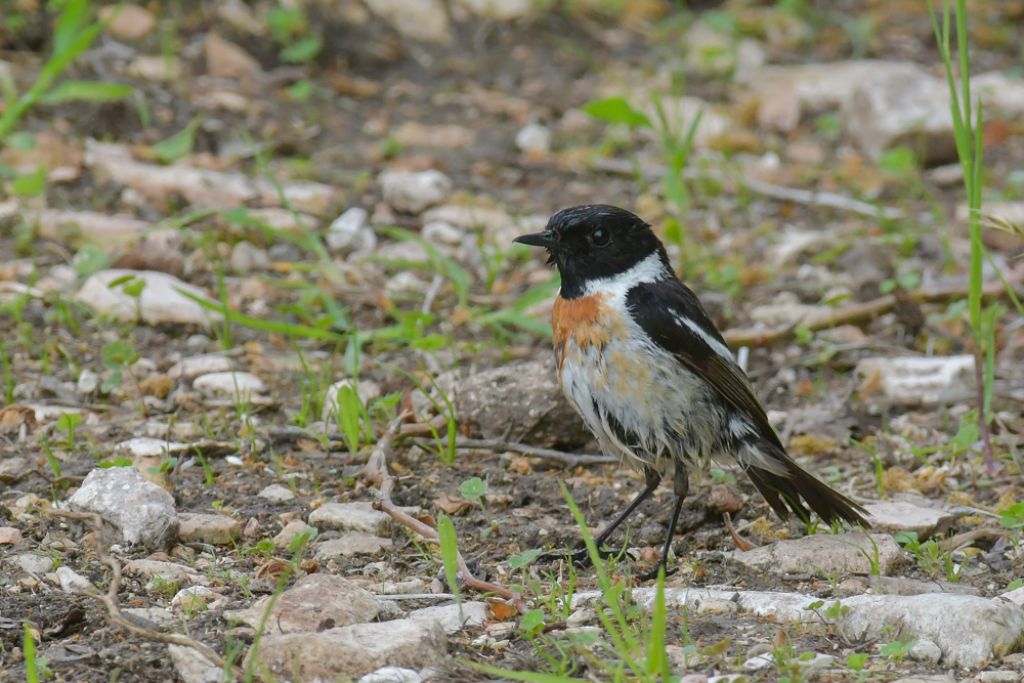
[625,279,785,452]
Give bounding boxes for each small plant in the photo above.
[55,412,82,449]
[895,531,960,582]
[100,339,139,393]
[436,512,461,609]
[879,637,916,663]
[458,477,488,506]
[265,4,322,64]
[23,621,52,682]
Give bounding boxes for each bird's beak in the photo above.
[513,231,556,248]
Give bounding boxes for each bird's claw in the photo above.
[636,563,678,582]
[538,544,616,569]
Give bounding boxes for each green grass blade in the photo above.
[437,513,461,605]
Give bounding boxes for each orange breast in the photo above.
[551,294,614,368]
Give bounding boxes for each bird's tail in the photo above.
[744,446,869,528]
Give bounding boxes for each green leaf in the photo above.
[56,412,82,432]
[152,116,202,164]
[846,651,869,671]
[24,621,40,683]
[281,36,322,64]
[508,548,542,569]
[581,96,651,129]
[437,513,461,604]
[101,340,139,370]
[11,164,46,196]
[645,569,671,680]
[40,80,132,104]
[458,476,488,501]
[519,608,545,637]
[72,243,111,276]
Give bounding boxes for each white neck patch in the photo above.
[582,252,669,299]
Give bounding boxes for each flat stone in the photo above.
[55,566,94,594]
[407,601,489,635]
[0,526,23,544]
[115,437,190,458]
[167,354,234,380]
[363,0,451,44]
[68,467,178,549]
[309,502,391,536]
[177,513,242,545]
[258,484,296,503]
[123,607,179,631]
[248,618,447,681]
[124,559,207,585]
[171,586,225,612]
[274,520,317,549]
[0,456,29,482]
[99,4,156,40]
[856,356,974,406]
[193,371,267,399]
[325,207,376,255]
[379,169,452,214]
[359,667,422,683]
[204,33,261,80]
[730,532,901,577]
[17,553,54,575]
[314,533,393,559]
[999,586,1024,607]
[863,500,955,538]
[75,269,219,328]
[422,360,591,449]
[168,643,222,683]
[224,573,380,634]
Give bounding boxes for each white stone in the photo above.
[76,369,100,394]
[309,502,393,535]
[998,585,1024,607]
[258,484,296,503]
[863,500,954,538]
[515,123,552,154]
[456,0,533,20]
[420,221,465,246]
[363,0,451,43]
[167,354,234,380]
[68,467,178,549]
[230,241,271,273]
[75,269,220,327]
[115,437,190,458]
[407,601,489,634]
[55,566,95,594]
[315,533,392,559]
[168,643,222,683]
[910,639,943,663]
[171,585,224,611]
[17,553,53,575]
[730,532,901,577]
[193,371,267,399]
[326,207,377,255]
[856,355,974,406]
[379,170,452,214]
[177,512,242,545]
[322,379,382,423]
[225,573,380,634]
[359,667,422,683]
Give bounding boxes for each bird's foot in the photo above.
[538,543,617,569]
[636,563,678,583]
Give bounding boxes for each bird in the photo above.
[514,204,868,580]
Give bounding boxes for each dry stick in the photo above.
[364,414,522,606]
[420,436,617,467]
[722,278,1022,348]
[590,157,905,220]
[43,507,234,673]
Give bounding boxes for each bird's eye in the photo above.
[589,227,610,247]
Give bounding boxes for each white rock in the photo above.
[379,170,452,214]
[842,63,955,162]
[167,353,234,380]
[359,667,422,683]
[742,653,773,671]
[258,484,296,503]
[730,532,901,577]
[230,240,271,273]
[910,638,943,663]
[177,512,242,545]
[75,269,219,327]
[168,643,222,683]
[309,502,392,535]
[55,566,95,594]
[315,533,393,559]
[856,356,974,406]
[77,369,100,394]
[68,467,178,549]
[124,559,207,585]
[363,0,451,43]
[193,371,267,399]
[322,379,382,423]
[115,437,190,458]
[420,221,465,246]
[863,500,954,538]
[17,553,53,575]
[171,585,224,612]
[407,601,489,634]
[273,520,317,549]
[515,123,552,154]
[247,618,447,681]
[385,271,429,296]
[326,207,377,255]
[456,0,533,20]
[998,585,1024,607]
[225,573,380,634]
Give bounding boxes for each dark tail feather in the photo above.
[745,457,869,528]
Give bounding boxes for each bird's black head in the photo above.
[514,205,668,298]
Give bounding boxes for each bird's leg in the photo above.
[639,466,689,581]
[542,467,661,568]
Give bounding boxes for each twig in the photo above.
[938,527,1011,552]
[364,414,523,607]
[43,507,233,673]
[722,277,1022,347]
[416,436,617,467]
[723,512,757,551]
[590,157,905,220]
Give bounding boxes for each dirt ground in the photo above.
[1,1,1024,682]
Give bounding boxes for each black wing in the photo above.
[625,278,784,452]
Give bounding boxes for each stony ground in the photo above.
[1,1,1024,682]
